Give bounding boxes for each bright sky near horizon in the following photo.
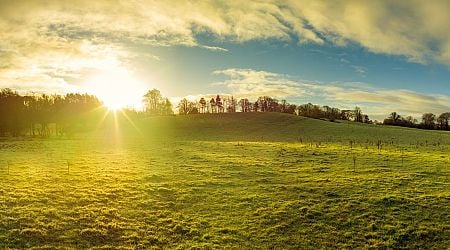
[1,0,450,120]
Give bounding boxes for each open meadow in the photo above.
[1,113,449,249]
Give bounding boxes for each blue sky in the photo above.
[138,38,450,96]
[1,0,450,119]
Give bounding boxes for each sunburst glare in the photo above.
[85,67,147,110]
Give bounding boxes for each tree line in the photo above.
[0,88,173,137]
[0,88,104,137]
[3,86,448,136]
[177,95,372,123]
[383,112,450,130]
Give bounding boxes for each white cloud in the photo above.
[2,1,450,63]
[200,45,229,52]
[213,68,309,99]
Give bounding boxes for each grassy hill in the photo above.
[1,112,449,248]
[134,112,450,144]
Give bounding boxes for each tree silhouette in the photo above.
[215,95,223,113]
[199,97,207,113]
[390,112,401,124]
[239,98,251,112]
[0,89,103,137]
[177,98,189,115]
[404,116,417,127]
[188,101,199,114]
[210,98,216,113]
[143,89,173,115]
[353,107,363,122]
[421,113,436,129]
[437,112,450,130]
[226,96,237,113]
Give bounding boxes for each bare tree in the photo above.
[188,101,199,114]
[210,98,216,113]
[142,89,173,115]
[143,89,162,114]
[199,97,207,113]
[389,112,401,124]
[421,113,436,129]
[437,112,450,130]
[354,107,363,122]
[280,100,288,113]
[177,98,189,115]
[239,98,251,112]
[215,95,223,113]
[404,116,417,126]
[227,96,237,113]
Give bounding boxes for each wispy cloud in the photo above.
[213,68,450,120]
[200,45,229,52]
[350,65,367,77]
[212,68,309,99]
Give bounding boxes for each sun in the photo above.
[85,67,147,110]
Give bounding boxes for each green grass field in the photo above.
[1,113,449,249]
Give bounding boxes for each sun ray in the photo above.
[119,109,143,135]
[94,108,111,132]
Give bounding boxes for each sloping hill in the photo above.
[2,112,449,249]
[135,112,450,144]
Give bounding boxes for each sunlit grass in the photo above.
[0,113,449,248]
